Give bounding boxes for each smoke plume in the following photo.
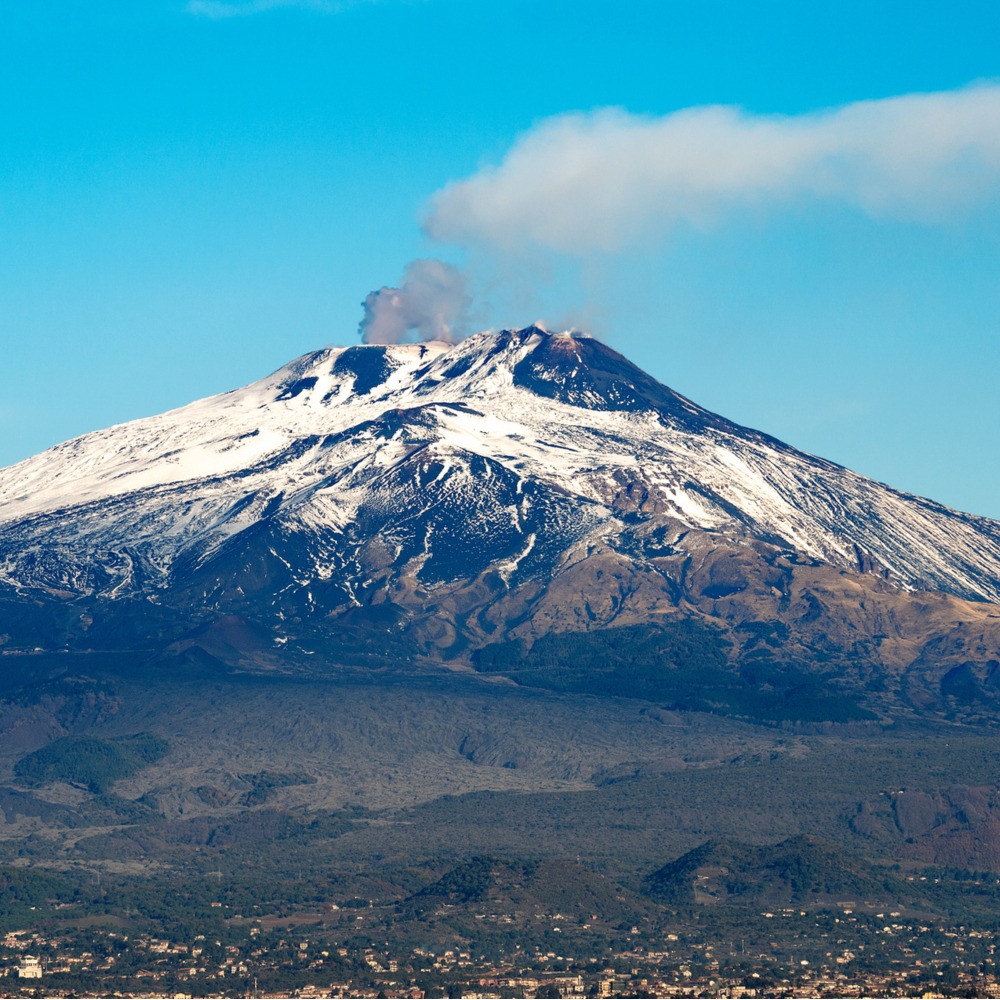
[359,259,471,345]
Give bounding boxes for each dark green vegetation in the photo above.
[644,835,901,907]
[474,622,876,723]
[409,855,650,924]
[239,770,317,806]
[13,734,167,794]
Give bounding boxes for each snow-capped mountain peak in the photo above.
[2,326,1000,622]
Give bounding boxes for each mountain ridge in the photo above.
[2,326,999,601]
[1,326,1000,724]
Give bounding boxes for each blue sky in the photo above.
[2,0,1000,517]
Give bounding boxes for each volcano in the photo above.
[1,327,999,720]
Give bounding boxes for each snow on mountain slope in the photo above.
[1,326,999,608]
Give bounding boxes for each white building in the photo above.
[18,955,42,979]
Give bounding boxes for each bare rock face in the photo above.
[1,327,999,722]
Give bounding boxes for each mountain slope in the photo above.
[644,835,901,908]
[1,327,1000,715]
[3,327,999,599]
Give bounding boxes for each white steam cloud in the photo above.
[425,83,1000,255]
[359,258,471,345]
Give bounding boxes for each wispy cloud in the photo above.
[425,83,1000,256]
[187,0,362,18]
